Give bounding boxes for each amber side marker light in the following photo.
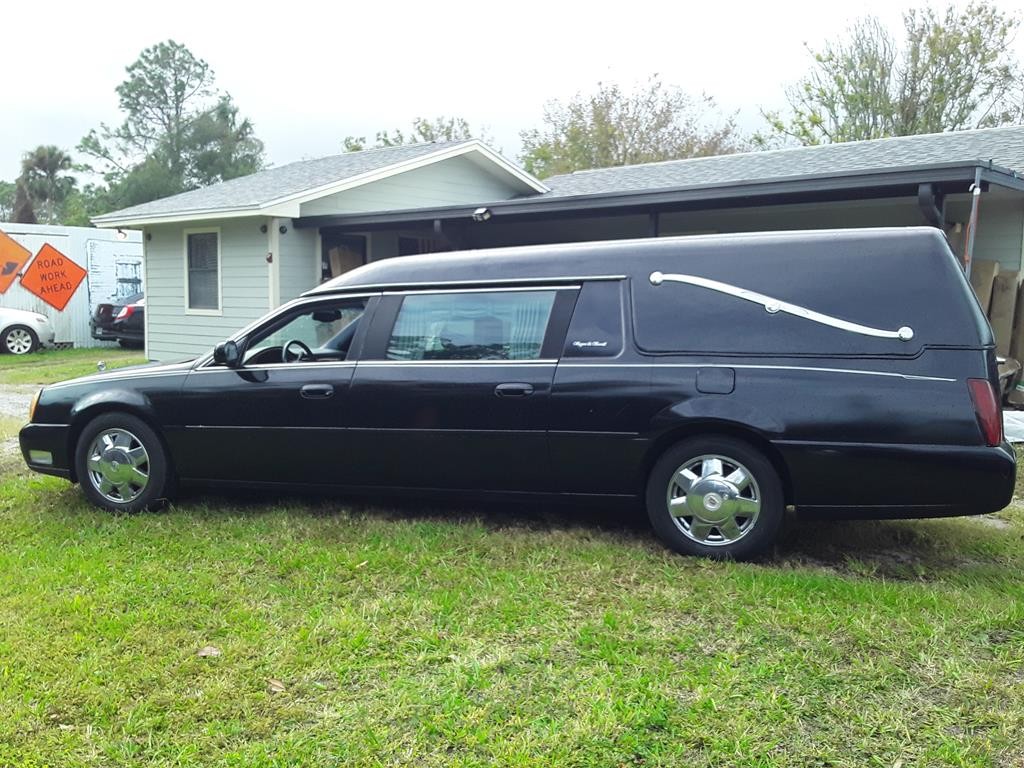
[28,388,42,423]
[967,378,1003,447]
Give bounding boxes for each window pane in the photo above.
[243,300,367,364]
[387,291,556,361]
[188,232,218,310]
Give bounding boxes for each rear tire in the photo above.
[646,436,784,560]
[74,412,173,513]
[3,325,38,355]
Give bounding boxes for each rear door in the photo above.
[347,286,578,492]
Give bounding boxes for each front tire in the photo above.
[646,436,784,560]
[74,413,173,513]
[3,325,38,354]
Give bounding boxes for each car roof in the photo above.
[304,227,948,295]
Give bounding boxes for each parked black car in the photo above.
[90,292,144,348]
[20,229,1015,558]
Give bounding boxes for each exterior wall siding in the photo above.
[278,221,318,302]
[299,156,516,216]
[144,218,270,362]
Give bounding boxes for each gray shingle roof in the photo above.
[94,140,474,222]
[541,125,1024,197]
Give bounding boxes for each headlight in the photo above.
[28,389,42,422]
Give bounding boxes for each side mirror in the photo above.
[213,340,242,368]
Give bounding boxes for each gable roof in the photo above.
[541,125,1024,198]
[93,139,548,227]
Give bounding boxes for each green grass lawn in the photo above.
[0,347,147,386]
[1,350,1023,765]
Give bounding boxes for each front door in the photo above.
[171,296,374,486]
[346,287,577,492]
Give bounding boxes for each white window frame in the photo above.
[183,227,223,316]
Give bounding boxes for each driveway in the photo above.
[0,384,35,469]
[0,384,36,420]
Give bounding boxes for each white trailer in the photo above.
[0,222,143,348]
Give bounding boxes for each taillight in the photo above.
[967,378,1003,446]
[115,305,136,321]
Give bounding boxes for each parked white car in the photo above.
[0,307,55,354]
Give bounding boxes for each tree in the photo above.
[761,1,1024,145]
[185,97,266,187]
[519,76,745,178]
[12,180,37,224]
[79,40,264,207]
[343,116,485,152]
[0,181,14,221]
[19,145,76,224]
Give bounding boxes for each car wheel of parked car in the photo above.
[646,436,784,560]
[74,413,172,513]
[2,325,39,355]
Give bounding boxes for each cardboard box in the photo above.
[989,270,1019,356]
[970,260,1001,315]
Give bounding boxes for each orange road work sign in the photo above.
[20,244,86,311]
[0,230,31,294]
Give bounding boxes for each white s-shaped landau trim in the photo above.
[649,272,914,341]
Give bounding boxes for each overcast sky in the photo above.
[3,0,1023,181]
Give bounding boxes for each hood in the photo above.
[44,357,197,390]
[0,306,48,322]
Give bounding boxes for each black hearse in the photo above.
[19,228,1015,558]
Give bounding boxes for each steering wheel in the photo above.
[282,339,314,363]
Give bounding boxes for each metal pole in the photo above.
[964,168,983,279]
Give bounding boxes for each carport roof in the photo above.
[541,125,1024,197]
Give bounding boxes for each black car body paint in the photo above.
[20,228,1015,522]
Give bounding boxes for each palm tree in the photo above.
[19,146,75,224]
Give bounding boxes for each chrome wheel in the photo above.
[5,327,34,354]
[86,428,150,503]
[666,454,761,546]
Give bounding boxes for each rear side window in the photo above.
[386,290,557,361]
[564,280,624,357]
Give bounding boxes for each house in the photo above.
[93,127,1024,362]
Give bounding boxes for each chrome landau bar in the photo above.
[649,271,914,341]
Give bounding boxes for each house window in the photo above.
[386,290,557,361]
[186,230,220,311]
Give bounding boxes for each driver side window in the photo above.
[242,299,367,365]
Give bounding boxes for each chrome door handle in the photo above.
[300,384,334,399]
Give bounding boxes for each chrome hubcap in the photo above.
[86,428,150,503]
[666,454,761,546]
[6,328,33,354]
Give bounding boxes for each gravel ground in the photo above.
[0,385,37,420]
